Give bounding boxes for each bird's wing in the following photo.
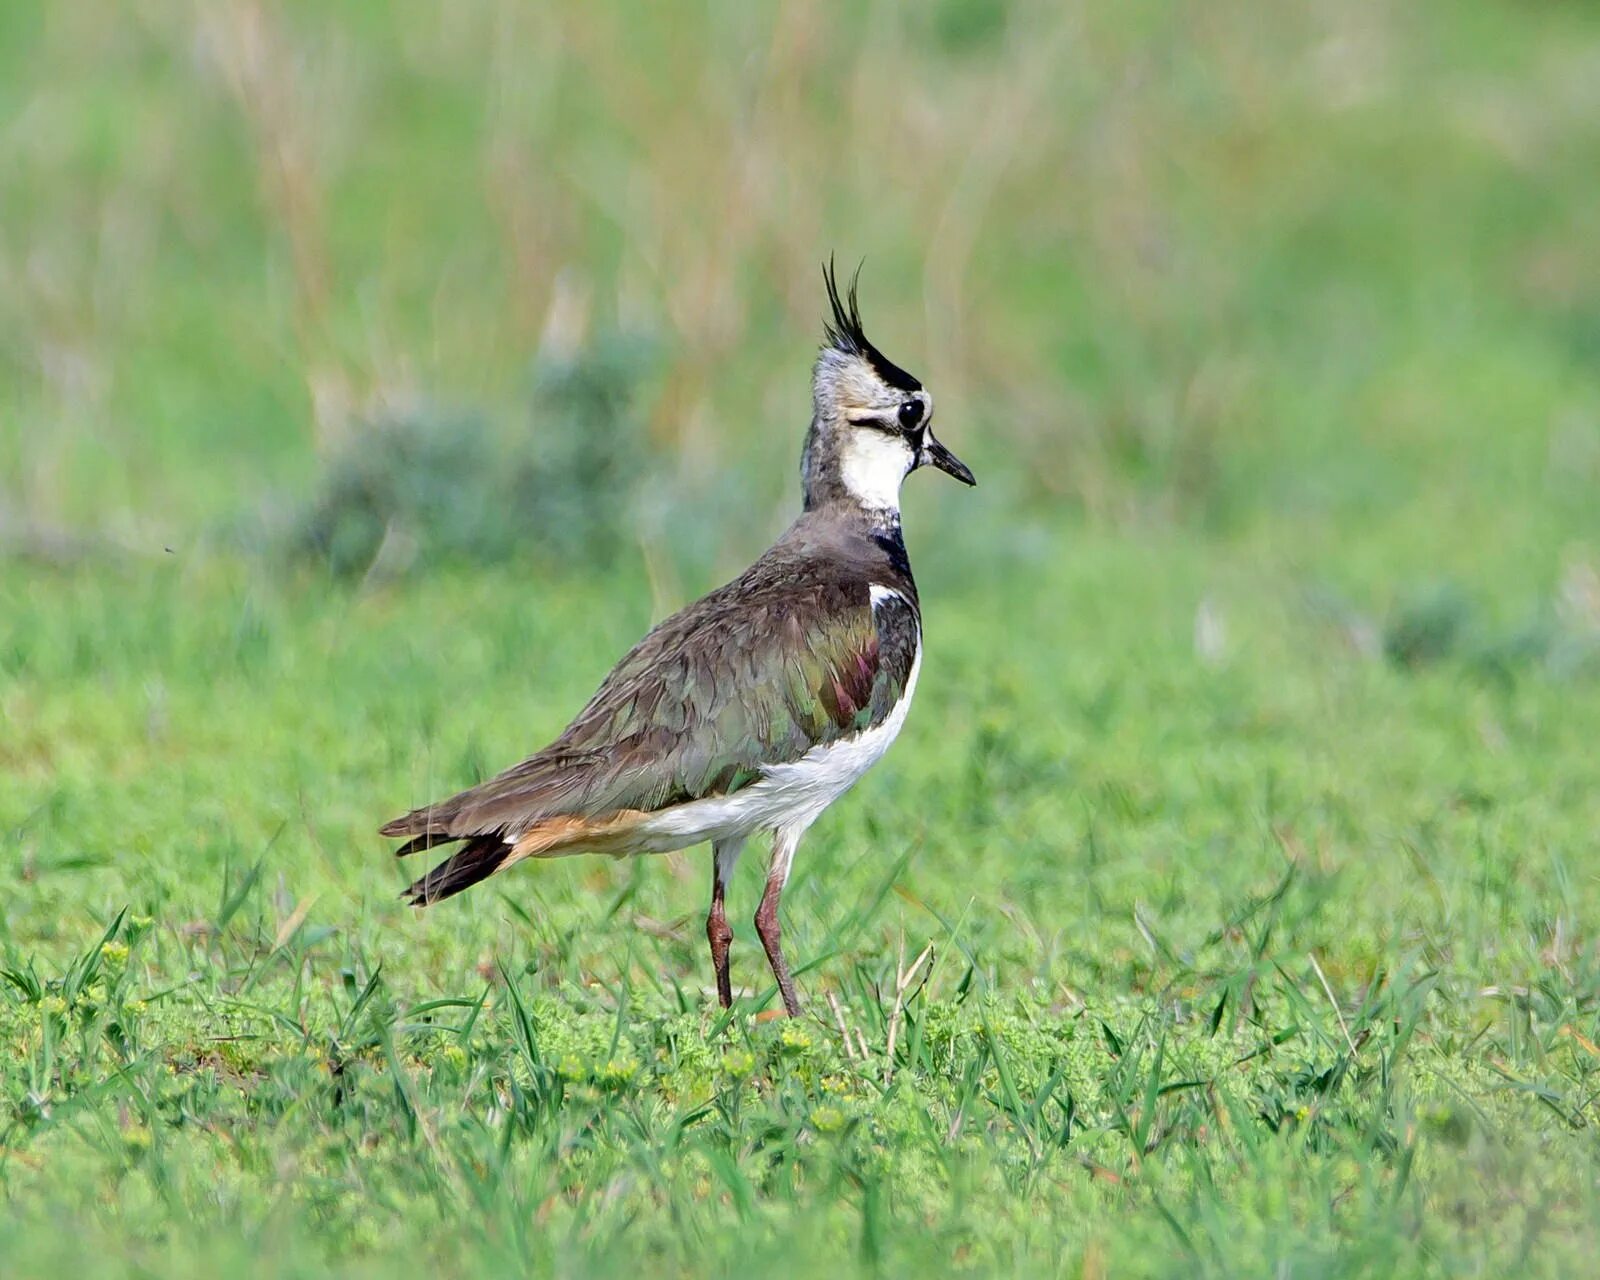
[381,575,919,846]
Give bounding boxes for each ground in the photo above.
[4,2,1600,1277]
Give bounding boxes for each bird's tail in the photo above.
[401,834,515,906]
[390,808,650,905]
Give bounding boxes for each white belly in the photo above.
[623,638,921,852]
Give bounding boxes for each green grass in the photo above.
[6,543,1600,1276]
[5,1,1600,1276]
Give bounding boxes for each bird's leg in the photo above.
[754,827,803,1017]
[707,837,742,1009]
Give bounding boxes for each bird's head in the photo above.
[801,262,975,515]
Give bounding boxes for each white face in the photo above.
[838,428,916,511]
[808,347,941,513]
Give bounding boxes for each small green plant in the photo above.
[288,336,656,578]
[291,404,506,577]
[510,333,660,566]
[1383,583,1474,670]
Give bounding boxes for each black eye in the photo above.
[897,399,923,430]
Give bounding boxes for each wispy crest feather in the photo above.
[821,258,922,393]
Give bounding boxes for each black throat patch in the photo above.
[872,524,913,580]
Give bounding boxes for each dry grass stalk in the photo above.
[885,938,934,1082]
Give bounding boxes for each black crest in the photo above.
[821,258,922,393]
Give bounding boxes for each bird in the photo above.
[380,263,975,1016]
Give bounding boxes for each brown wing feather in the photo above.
[384,586,886,841]
[384,521,920,902]
[380,748,611,846]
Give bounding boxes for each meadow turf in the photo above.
[5,2,1600,1276]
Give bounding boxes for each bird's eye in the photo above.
[897,399,923,430]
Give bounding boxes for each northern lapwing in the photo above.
[381,264,975,1016]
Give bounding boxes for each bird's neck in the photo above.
[800,415,910,526]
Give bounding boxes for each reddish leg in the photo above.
[753,827,803,1017]
[706,838,742,1008]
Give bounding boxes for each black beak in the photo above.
[920,433,976,486]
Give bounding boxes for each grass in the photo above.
[5,0,1600,1275]
[6,542,1600,1276]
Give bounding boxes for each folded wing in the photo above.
[382,575,915,902]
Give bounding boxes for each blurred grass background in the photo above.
[5,1,1600,1277]
[5,0,1597,571]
